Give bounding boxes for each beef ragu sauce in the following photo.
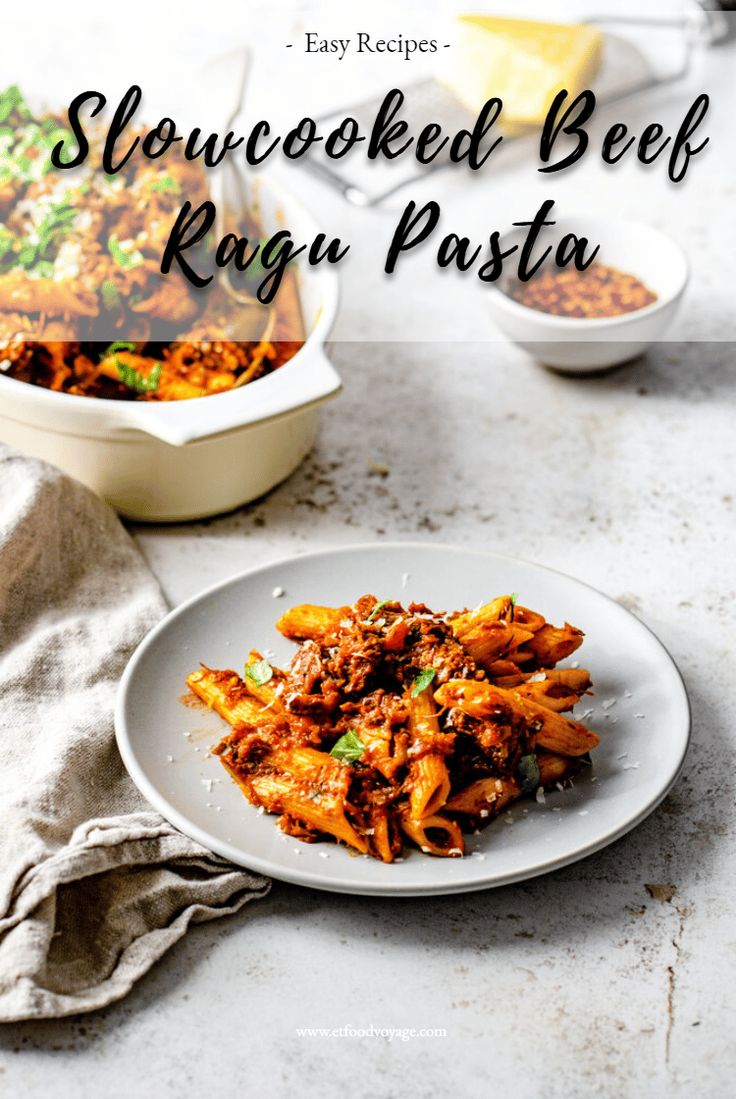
[283,597,485,711]
[0,85,304,400]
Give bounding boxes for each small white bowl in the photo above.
[486,217,689,374]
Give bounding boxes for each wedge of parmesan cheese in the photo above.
[441,15,603,127]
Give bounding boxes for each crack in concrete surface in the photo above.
[665,904,690,1066]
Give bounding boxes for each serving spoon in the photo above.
[200,48,276,347]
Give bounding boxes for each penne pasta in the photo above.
[241,650,288,713]
[407,686,452,752]
[514,668,592,712]
[354,721,408,781]
[219,754,369,854]
[435,679,600,756]
[187,667,269,727]
[364,805,402,863]
[405,687,453,818]
[408,753,452,820]
[445,775,521,816]
[537,751,581,785]
[0,272,99,316]
[485,659,527,683]
[218,737,368,849]
[526,623,584,667]
[450,596,511,636]
[451,599,546,639]
[457,621,534,667]
[446,752,580,816]
[399,813,465,857]
[276,604,345,641]
[188,591,603,862]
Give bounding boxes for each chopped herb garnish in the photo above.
[0,227,15,264]
[43,127,72,150]
[243,238,271,283]
[102,341,136,358]
[108,234,144,270]
[30,260,54,279]
[116,360,162,394]
[149,174,180,193]
[104,341,160,394]
[329,730,366,764]
[0,85,30,125]
[244,659,273,687]
[100,281,120,310]
[5,201,79,272]
[365,600,389,624]
[411,668,437,697]
[517,754,540,794]
[0,194,77,274]
[509,592,519,623]
[35,202,76,255]
[16,243,36,267]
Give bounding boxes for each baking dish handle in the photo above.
[119,349,342,447]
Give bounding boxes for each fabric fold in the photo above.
[0,446,269,1022]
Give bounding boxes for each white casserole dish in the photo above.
[0,176,340,522]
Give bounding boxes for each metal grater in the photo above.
[301,1,736,207]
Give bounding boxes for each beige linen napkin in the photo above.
[0,446,269,1022]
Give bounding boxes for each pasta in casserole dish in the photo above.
[0,85,303,400]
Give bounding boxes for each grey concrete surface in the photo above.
[2,337,734,1098]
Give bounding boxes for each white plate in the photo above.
[115,544,690,896]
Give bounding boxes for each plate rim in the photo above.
[115,541,691,896]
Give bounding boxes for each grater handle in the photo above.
[697,1,736,44]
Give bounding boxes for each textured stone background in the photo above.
[2,1,735,1095]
